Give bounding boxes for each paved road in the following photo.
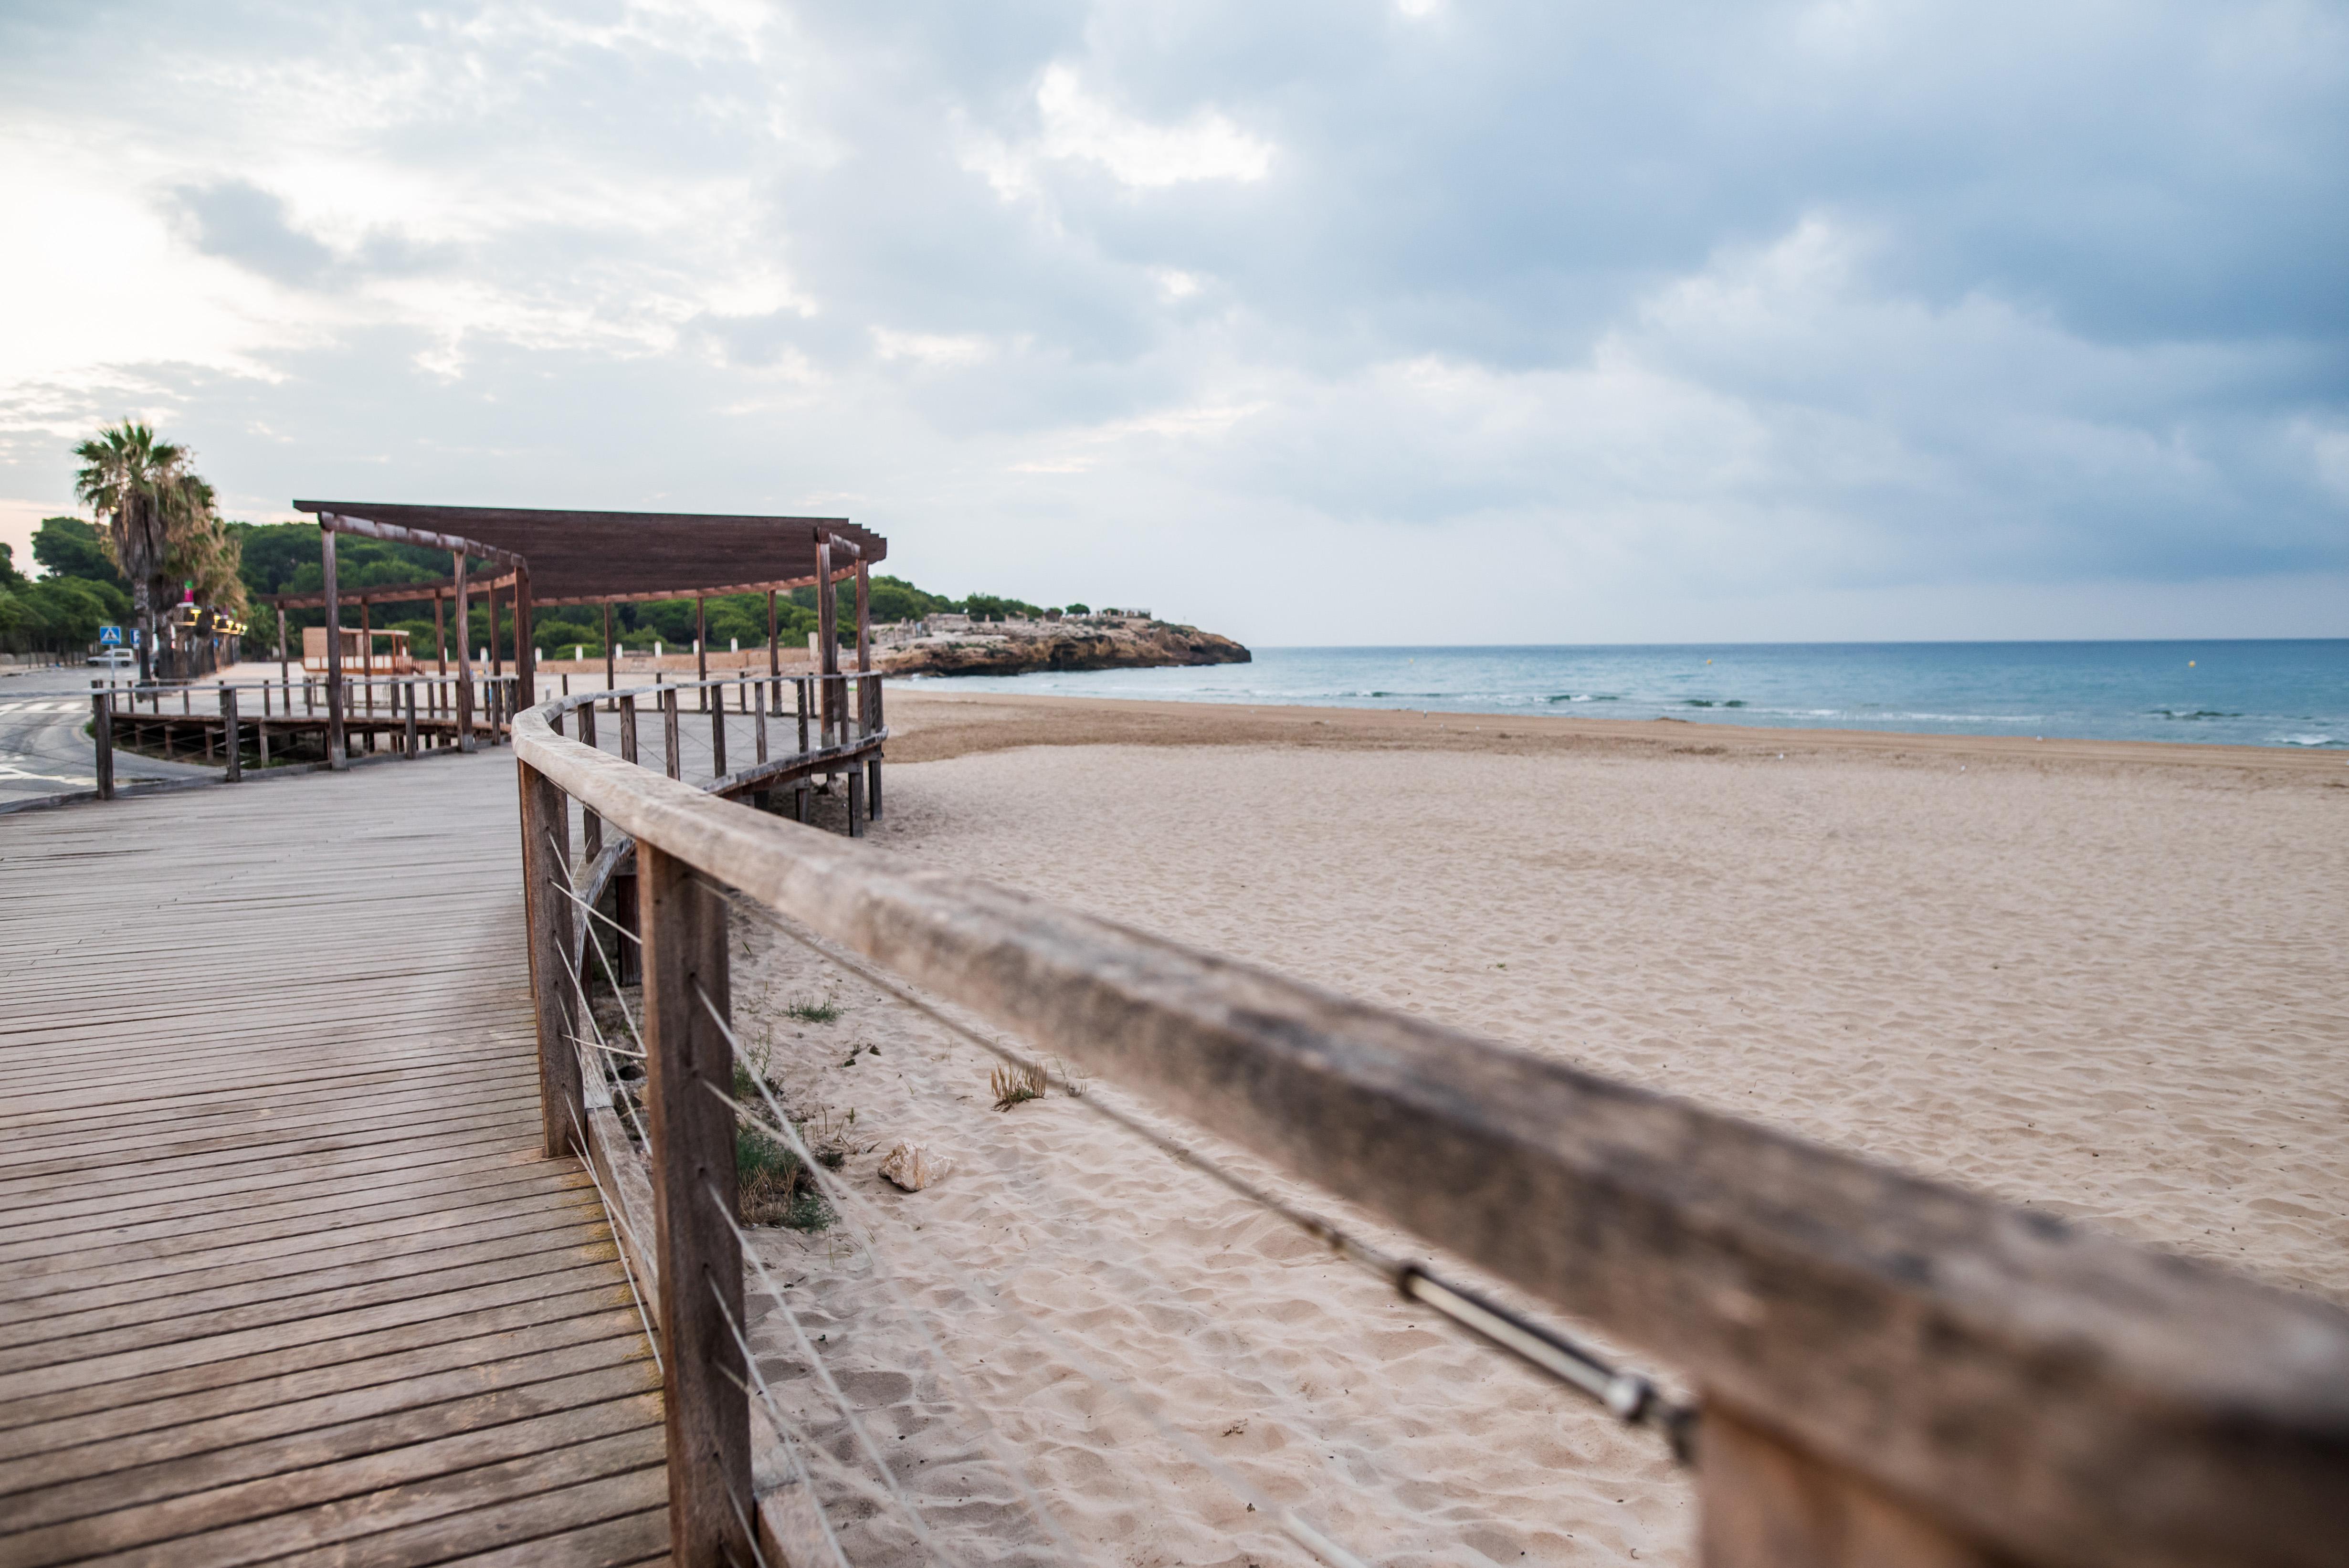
[0,665,216,807]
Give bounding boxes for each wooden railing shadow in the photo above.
[512,686,2349,1568]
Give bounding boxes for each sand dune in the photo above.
[735,693,2348,1567]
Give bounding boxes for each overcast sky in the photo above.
[1,0,2343,643]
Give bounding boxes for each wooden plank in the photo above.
[518,702,2349,1568]
[0,1205,608,1342]
[0,1159,583,1267]
[0,1259,631,1406]
[19,1416,663,1568]
[0,1105,543,1203]
[0,1067,535,1151]
[0,1231,620,1377]
[432,1501,668,1568]
[0,1324,651,1494]
[0,1064,537,1167]
[0,1284,639,1443]
[3,1361,659,1532]
[257,1465,670,1568]
[0,1185,598,1314]
[0,1141,550,1245]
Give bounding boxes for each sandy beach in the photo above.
[733,691,2349,1567]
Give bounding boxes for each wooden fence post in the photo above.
[91,687,114,800]
[519,758,583,1160]
[578,699,603,861]
[638,844,750,1567]
[663,687,682,781]
[864,674,883,822]
[404,681,420,758]
[221,685,241,783]
[710,686,727,778]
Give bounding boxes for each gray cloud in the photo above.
[0,0,2342,641]
[170,180,336,287]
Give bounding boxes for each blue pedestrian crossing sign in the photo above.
[98,624,123,646]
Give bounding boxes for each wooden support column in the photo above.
[322,524,347,769]
[765,589,779,695]
[1696,1405,2011,1568]
[603,601,616,696]
[695,596,707,710]
[91,686,113,800]
[454,552,476,754]
[361,599,374,717]
[490,578,503,680]
[521,758,584,1160]
[853,560,871,687]
[813,536,836,745]
[516,568,537,712]
[854,560,880,818]
[433,593,448,677]
[637,844,750,1568]
[276,607,289,689]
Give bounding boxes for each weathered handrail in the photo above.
[512,693,2349,1568]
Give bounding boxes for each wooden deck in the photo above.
[0,752,667,1567]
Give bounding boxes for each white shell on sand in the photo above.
[878,1142,952,1191]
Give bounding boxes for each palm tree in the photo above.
[73,421,211,683]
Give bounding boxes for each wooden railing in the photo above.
[511,686,2349,1568]
[86,673,524,799]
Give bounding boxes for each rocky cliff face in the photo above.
[879,619,1250,678]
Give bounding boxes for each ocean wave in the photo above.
[2153,708,2243,721]
[2277,733,2342,747]
[1545,694,1620,703]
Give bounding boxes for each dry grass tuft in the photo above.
[990,1060,1050,1111]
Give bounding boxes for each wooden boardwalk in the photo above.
[0,754,668,1567]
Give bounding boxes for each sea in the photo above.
[902,640,2348,750]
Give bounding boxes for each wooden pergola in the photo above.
[280,502,888,767]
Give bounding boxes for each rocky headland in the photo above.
[878,614,1250,678]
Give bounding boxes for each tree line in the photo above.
[12,422,1091,666]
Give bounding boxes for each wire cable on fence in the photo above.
[714,885,1700,1462]
[709,913,1487,1549]
[687,998,1089,1563]
[695,981,1392,1568]
[705,1288,857,1568]
[704,1185,990,1568]
[701,1065,1374,1568]
[561,1098,663,1373]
